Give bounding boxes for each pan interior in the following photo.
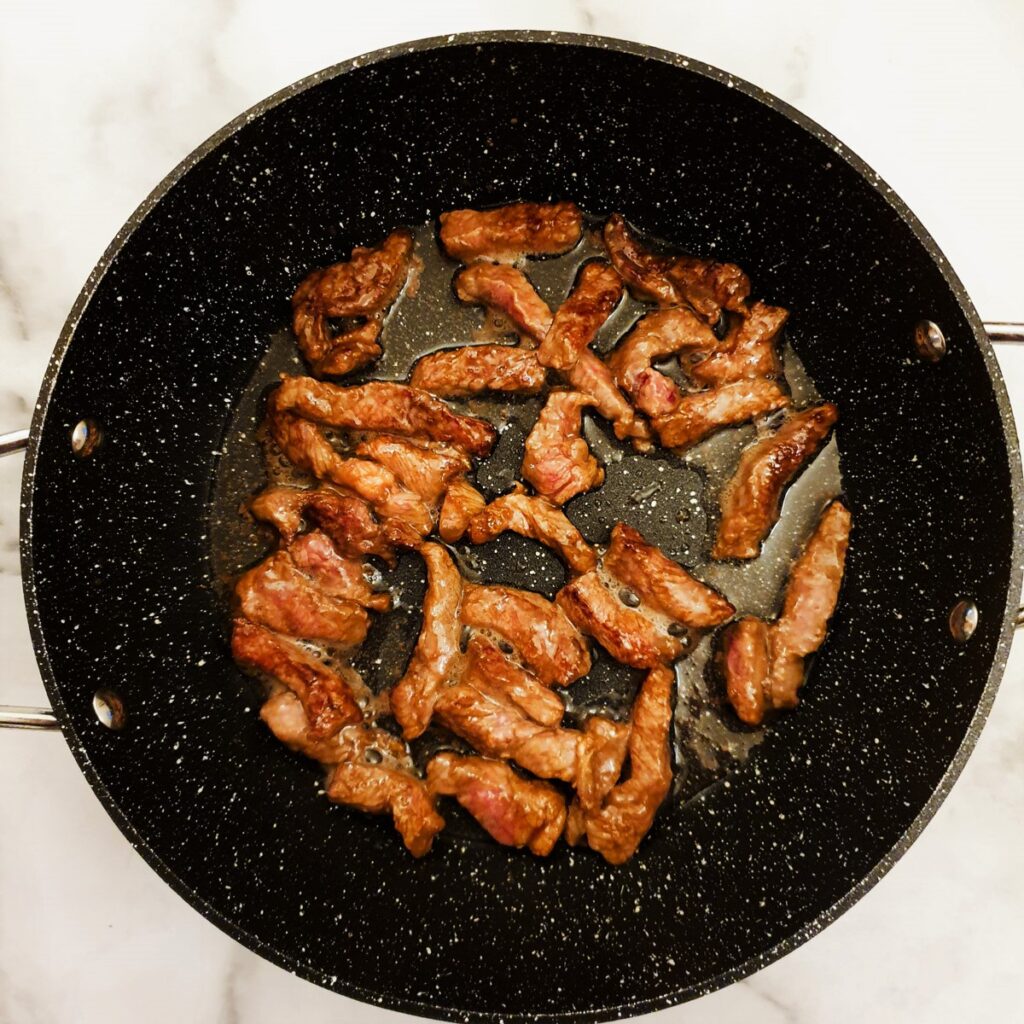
[21,35,1019,1023]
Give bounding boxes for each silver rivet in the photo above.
[93,689,126,730]
[71,419,103,457]
[949,600,978,643]
[914,320,946,362]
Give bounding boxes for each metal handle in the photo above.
[985,322,1024,344]
[0,428,58,729]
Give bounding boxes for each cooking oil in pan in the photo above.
[208,213,844,815]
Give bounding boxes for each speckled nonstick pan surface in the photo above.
[19,31,1023,1023]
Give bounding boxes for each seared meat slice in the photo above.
[685,301,788,388]
[260,689,354,762]
[603,213,750,321]
[232,619,362,735]
[427,752,566,856]
[467,485,598,574]
[538,262,624,371]
[569,665,674,864]
[572,716,631,816]
[327,724,444,858]
[454,265,650,448]
[438,477,487,543]
[268,411,434,535]
[354,435,471,506]
[521,391,604,505]
[651,378,789,451]
[713,403,839,560]
[292,229,413,376]
[271,377,497,457]
[464,635,565,727]
[410,344,546,397]
[439,201,583,262]
[391,544,464,739]
[719,500,851,725]
[461,584,591,686]
[564,350,652,449]
[260,688,443,856]
[719,617,773,726]
[435,683,579,783]
[235,552,370,646]
[607,307,718,417]
[604,523,734,629]
[454,263,554,342]
[770,500,851,708]
[557,572,683,668]
[664,256,751,324]
[249,485,412,563]
[602,213,676,305]
[287,531,390,612]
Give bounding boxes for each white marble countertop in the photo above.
[1,2,1022,1022]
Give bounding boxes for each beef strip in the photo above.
[439,201,583,262]
[287,531,390,612]
[410,344,546,397]
[603,213,750,321]
[434,645,582,782]
[770,500,851,707]
[606,307,719,417]
[354,435,471,507]
[684,301,788,388]
[463,635,565,728]
[232,618,362,736]
[326,725,445,858]
[719,617,773,726]
[651,378,790,451]
[248,484,413,563]
[719,500,851,725]
[467,485,598,574]
[521,391,605,505]
[454,262,555,342]
[438,477,487,543]
[604,523,734,628]
[461,583,591,686]
[426,752,566,856]
[568,665,674,864]
[267,410,434,535]
[259,688,443,856]
[713,403,839,560]
[292,229,413,377]
[538,261,624,371]
[556,571,684,668]
[390,544,464,739]
[235,551,370,647]
[572,716,632,817]
[270,376,497,457]
[564,350,653,449]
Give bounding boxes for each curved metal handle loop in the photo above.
[985,322,1024,343]
[0,429,58,729]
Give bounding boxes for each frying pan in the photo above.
[2,31,1023,1022]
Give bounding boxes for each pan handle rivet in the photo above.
[71,419,103,458]
[949,600,978,643]
[914,320,947,362]
[93,689,127,730]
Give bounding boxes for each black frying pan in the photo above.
[3,32,1022,1023]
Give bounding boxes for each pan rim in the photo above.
[18,28,1024,1023]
